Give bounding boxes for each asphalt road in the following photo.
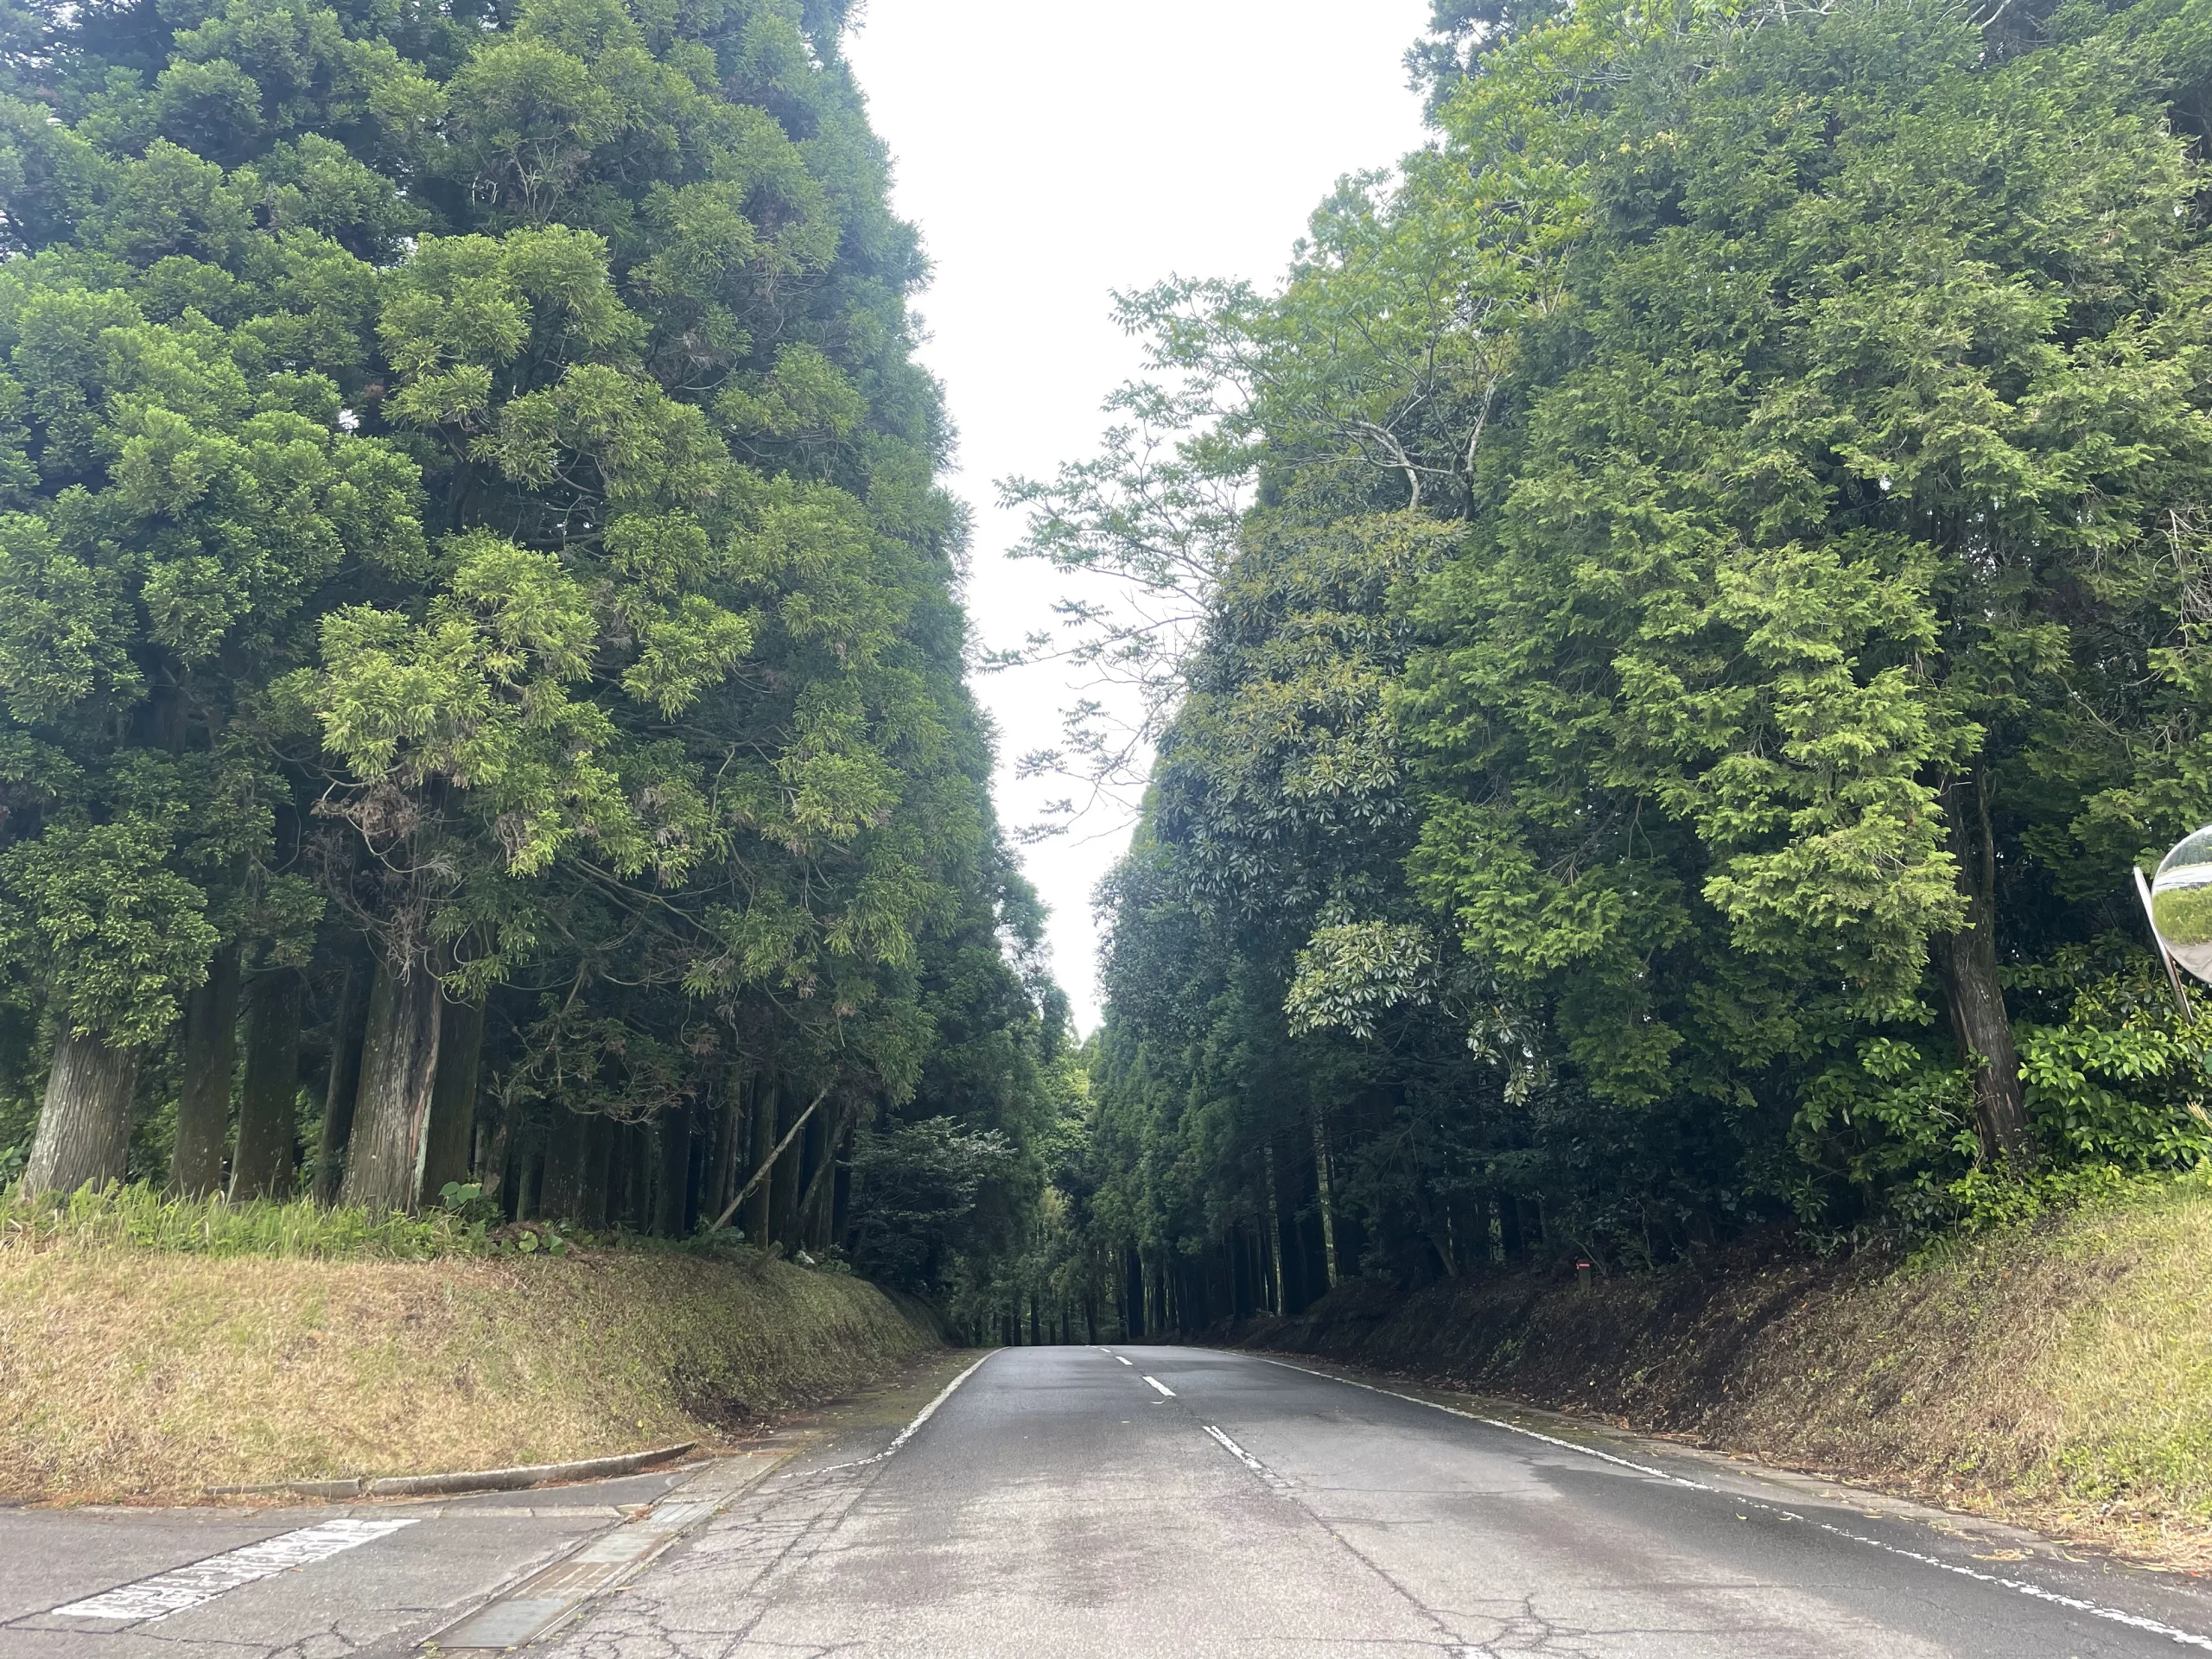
[539,1344,2212,1658]
[13,1344,2212,1657]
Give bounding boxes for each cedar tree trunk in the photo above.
[653,1105,691,1236]
[338,950,442,1212]
[419,995,485,1200]
[540,1108,589,1222]
[1931,774,2032,1166]
[480,1091,518,1206]
[22,1027,139,1196]
[744,1079,775,1248]
[229,972,302,1200]
[708,1077,740,1221]
[581,1114,614,1228]
[314,958,370,1204]
[830,1120,854,1249]
[769,1090,803,1247]
[795,1099,849,1250]
[169,944,241,1198]
[1270,1144,1305,1314]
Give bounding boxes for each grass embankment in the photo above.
[0,1189,941,1504]
[1247,1173,2212,1562]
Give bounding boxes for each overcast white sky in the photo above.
[844,1,1433,1033]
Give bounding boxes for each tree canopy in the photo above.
[1016,0,2212,1335]
[0,0,1070,1320]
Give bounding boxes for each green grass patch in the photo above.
[3,1183,487,1259]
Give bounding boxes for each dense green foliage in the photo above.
[0,0,1067,1315]
[1025,0,2212,1334]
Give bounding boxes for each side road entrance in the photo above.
[0,1354,976,1659]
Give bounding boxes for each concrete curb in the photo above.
[205,1440,699,1502]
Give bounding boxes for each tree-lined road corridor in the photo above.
[13,1346,2212,1657]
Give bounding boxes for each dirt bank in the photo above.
[0,1243,941,1503]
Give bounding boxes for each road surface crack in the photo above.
[1189,1407,1528,1654]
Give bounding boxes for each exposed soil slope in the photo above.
[0,1244,940,1503]
[1243,1179,2212,1560]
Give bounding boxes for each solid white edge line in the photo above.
[1797,1515,2212,1650]
[1252,1355,1701,1486]
[885,1351,993,1456]
[1249,1354,2212,1651]
[790,1351,995,1477]
[1142,1374,1175,1397]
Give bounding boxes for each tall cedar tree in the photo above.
[0,0,1066,1257]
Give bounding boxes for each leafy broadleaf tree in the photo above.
[1043,0,2212,1324]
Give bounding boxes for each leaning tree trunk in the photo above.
[22,1027,140,1196]
[169,944,241,1198]
[1932,773,2032,1166]
[418,995,485,1201]
[338,951,442,1212]
[229,972,302,1200]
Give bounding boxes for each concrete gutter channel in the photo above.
[204,1439,774,1653]
[419,1449,789,1653]
[408,1354,979,1650]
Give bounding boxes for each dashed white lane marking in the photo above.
[1114,1354,1133,1365]
[1203,1424,1294,1496]
[1253,1356,2212,1651]
[1142,1374,1175,1397]
[52,1518,416,1624]
[790,1351,995,1478]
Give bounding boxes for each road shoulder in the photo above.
[1241,1346,2212,1603]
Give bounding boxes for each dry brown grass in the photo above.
[0,1242,939,1503]
[1712,1190,2212,1562]
[1252,1176,2212,1566]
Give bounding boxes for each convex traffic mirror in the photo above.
[2137,825,2212,1020]
[2151,826,2212,986]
